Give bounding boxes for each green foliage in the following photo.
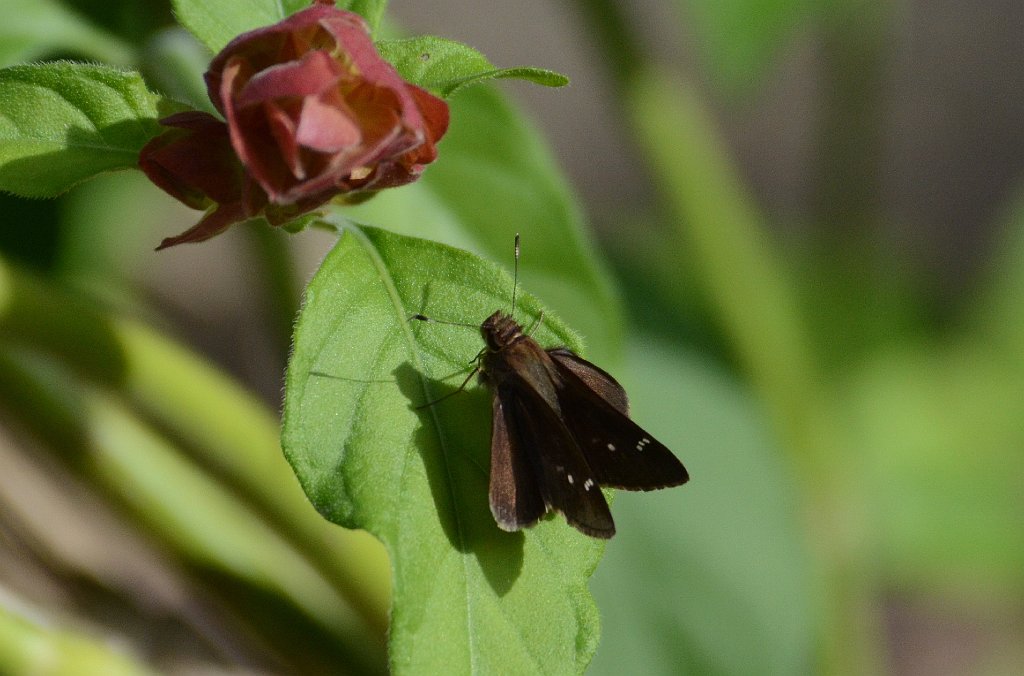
[0,63,171,198]
[0,0,135,68]
[848,341,1024,596]
[283,226,602,673]
[344,0,389,34]
[344,85,622,365]
[377,36,568,97]
[171,0,563,100]
[140,28,216,114]
[2,0,1021,673]
[629,69,818,437]
[0,604,149,676]
[678,0,819,89]
[171,0,312,53]
[591,339,814,675]
[972,189,1024,350]
[0,255,391,672]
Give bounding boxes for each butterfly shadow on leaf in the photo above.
[392,361,526,597]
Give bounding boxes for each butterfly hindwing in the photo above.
[548,348,690,491]
[503,374,616,538]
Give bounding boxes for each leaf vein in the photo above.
[347,225,480,671]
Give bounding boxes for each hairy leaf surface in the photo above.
[283,226,604,674]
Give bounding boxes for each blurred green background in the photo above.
[1,0,1022,674]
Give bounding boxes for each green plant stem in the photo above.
[0,256,390,636]
[245,224,302,360]
[814,4,890,231]
[0,347,386,672]
[630,69,883,676]
[567,3,885,670]
[0,602,151,676]
[567,0,643,89]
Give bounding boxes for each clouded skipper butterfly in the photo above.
[411,236,689,538]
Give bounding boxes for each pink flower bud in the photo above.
[140,4,449,248]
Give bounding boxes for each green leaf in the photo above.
[377,36,568,97]
[0,0,135,68]
[677,0,818,89]
[0,602,149,676]
[970,185,1024,352]
[141,28,216,114]
[339,84,621,366]
[283,226,603,674]
[0,63,171,198]
[0,345,386,672]
[590,338,815,675]
[344,0,388,34]
[630,69,817,439]
[0,254,392,661]
[848,342,1024,597]
[172,0,312,53]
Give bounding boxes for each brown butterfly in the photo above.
[412,236,689,538]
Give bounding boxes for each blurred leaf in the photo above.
[789,237,928,375]
[589,337,815,675]
[604,209,724,356]
[342,84,622,365]
[970,186,1024,356]
[0,0,135,68]
[0,253,391,637]
[345,0,388,34]
[0,63,172,198]
[630,70,817,442]
[377,36,567,97]
[283,226,604,674]
[140,27,215,114]
[0,602,150,676]
[0,345,386,673]
[847,342,1024,597]
[630,69,884,675]
[677,0,820,89]
[0,195,62,271]
[54,172,169,286]
[172,0,311,53]
[849,186,1024,600]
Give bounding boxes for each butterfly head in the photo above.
[481,310,524,352]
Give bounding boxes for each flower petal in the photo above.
[295,91,361,153]
[155,202,250,250]
[236,50,342,108]
[138,111,246,207]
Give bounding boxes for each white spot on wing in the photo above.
[607,443,616,451]
[567,474,575,485]
[583,479,595,491]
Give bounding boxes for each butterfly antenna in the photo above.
[408,314,477,329]
[510,233,521,318]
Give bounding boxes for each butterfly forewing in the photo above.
[432,269,688,538]
[489,392,546,532]
[547,348,630,414]
[549,349,690,490]
[503,372,616,538]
